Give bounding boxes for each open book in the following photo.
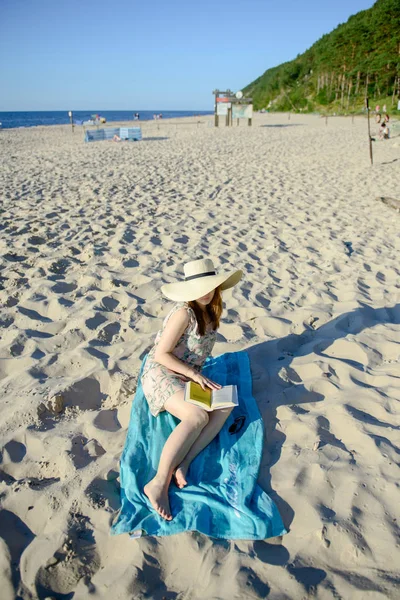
[184,381,238,412]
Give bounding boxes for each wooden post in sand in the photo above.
[366,97,373,165]
[213,89,219,127]
[68,111,74,133]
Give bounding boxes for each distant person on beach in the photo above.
[375,113,382,137]
[383,124,390,139]
[384,113,390,123]
[141,258,242,520]
[379,122,390,140]
[112,134,121,142]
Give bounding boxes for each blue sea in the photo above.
[0,110,212,129]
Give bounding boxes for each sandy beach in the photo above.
[0,112,399,599]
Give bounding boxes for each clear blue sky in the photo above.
[0,0,376,111]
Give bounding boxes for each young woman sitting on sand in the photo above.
[141,258,242,520]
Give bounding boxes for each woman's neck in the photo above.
[195,302,207,313]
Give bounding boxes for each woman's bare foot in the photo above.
[174,462,189,489]
[144,477,172,520]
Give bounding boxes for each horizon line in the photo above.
[0,108,213,113]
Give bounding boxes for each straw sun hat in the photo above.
[161,258,242,302]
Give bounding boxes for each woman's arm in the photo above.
[154,308,195,377]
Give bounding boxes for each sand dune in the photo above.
[0,113,399,599]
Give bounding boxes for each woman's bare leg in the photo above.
[174,407,233,488]
[144,390,209,520]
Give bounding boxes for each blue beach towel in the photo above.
[111,351,287,540]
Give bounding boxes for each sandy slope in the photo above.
[0,113,399,599]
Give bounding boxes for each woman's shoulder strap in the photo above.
[163,301,193,325]
[181,302,197,329]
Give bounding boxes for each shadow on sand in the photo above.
[238,301,400,581]
[142,137,169,142]
[260,124,303,128]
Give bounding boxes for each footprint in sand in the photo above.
[236,566,271,597]
[3,252,28,263]
[3,440,27,463]
[122,258,139,268]
[63,377,107,411]
[96,322,121,345]
[0,316,14,329]
[93,409,121,432]
[68,435,105,469]
[85,313,108,331]
[27,235,46,246]
[85,475,121,510]
[0,510,35,594]
[48,259,70,275]
[35,511,100,597]
[174,235,189,244]
[51,281,77,294]
[96,295,120,312]
[287,559,326,592]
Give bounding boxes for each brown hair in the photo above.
[188,286,223,336]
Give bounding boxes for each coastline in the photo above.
[0,111,213,130]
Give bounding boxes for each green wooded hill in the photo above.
[243,0,400,113]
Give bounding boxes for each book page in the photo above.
[188,382,212,407]
[211,385,238,407]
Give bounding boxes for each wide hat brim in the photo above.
[161,269,242,302]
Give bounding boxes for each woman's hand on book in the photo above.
[189,372,222,391]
